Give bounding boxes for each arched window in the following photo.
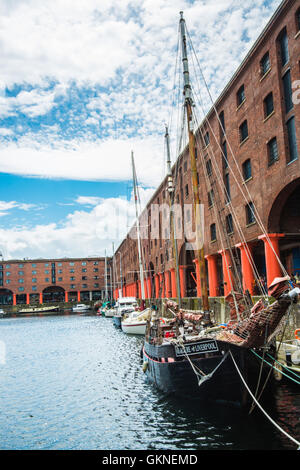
[242,159,252,181]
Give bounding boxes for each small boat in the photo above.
[72,304,90,312]
[105,307,116,318]
[0,308,5,318]
[121,308,151,335]
[17,305,60,314]
[113,297,138,328]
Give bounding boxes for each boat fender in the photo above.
[295,329,300,340]
[142,361,148,373]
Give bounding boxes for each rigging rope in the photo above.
[229,350,300,449]
[251,349,300,385]
[185,25,289,281]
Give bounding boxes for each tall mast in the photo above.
[179,12,209,312]
[105,249,108,300]
[165,125,182,308]
[131,151,145,303]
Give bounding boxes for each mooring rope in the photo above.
[251,349,300,386]
[229,350,300,449]
[174,338,229,386]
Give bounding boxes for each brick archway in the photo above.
[268,177,300,233]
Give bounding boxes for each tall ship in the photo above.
[141,12,299,407]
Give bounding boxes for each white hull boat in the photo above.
[105,308,116,318]
[121,309,151,335]
[72,304,89,312]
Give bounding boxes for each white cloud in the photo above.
[0,187,155,259]
[0,136,166,187]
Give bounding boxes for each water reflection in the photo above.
[0,314,298,450]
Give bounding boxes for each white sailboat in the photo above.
[121,152,149,335]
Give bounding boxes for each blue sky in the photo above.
[0,0,281,259]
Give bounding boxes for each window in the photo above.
[226,214,234,234]
[45,270,49,274]
[32,263,36,268]
[222,141,228,168]
[58,277,63,282]
[82,261,87,266]
[6,279,10,284]
[206,159,212,176]
[183,161,187,172]
[58,269,62,273]
[32,286,37,291]
[18,287,24,292]
[44,263,49,267]
[70,276,75,281]
[69,262,74,266]
[32,270,37,275]
[219,111,225,134]
[246,202,256,225]
[185,184,189,197]
[70,284,75,289]
[18,278,24,283]
[82,284,87,289]
[18,271,24,276]
[297,9,300,31]
[6,272,10,276]
[58,262,62,266]
[208,190,214,207]
[237,85,245,106]
[239,120,248,143]
[268,137,279,165]
[225,173,231,203]
[286,116,298,163]
[278,28,289,66]
[82,276,87,280]
[5,265,10,268]
[210,223,216,241]
[282,70,293,113]
[94,276,99,280]
[204,131,210,147]
[264,92,274,117]
[260,52,270,76]
[93,268,99,272]
[94,283,99,288]
[93,261,98,265]
[18,264,24,268]
[32,278,37,283]
[242,159,252,180]
[70,269,75,273]
[82,268,87,272]
[45,278,49,282]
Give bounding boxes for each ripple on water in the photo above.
[0,315,299,450]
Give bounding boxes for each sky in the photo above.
[0,0,282,260]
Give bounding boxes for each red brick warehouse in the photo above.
[113,0,300,301]
[0,257,110,306]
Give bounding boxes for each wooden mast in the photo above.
[131,151,146,307]
[179,12,209,312]
[165,125,182,308]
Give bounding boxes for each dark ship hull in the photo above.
[143,338,272,407]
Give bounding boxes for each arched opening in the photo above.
[148,262,155,298]
[268,179,300,278]
[179,243,197,297]
[0,288,13,305]
[43,286,65,303]
[134,272,139,298]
